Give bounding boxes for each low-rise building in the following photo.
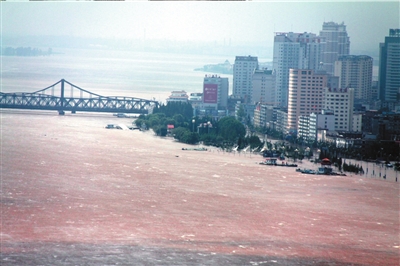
[167,90,189,103]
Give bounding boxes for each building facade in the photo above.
[323,87,355,131]
[297,115,310,140]
[254,103,275,129]
[233,56,258,103]
[319,21,350,75]
[287,69,328,132]
[309,110,336,141]
[378,29,400,110]
[203,74,229,110]
[335,55,373,103]
[273,32,325,108]
[275,109,288,134]
[334,55,373,103]
[352,112,363,132]
[167,90,189,103]
[252,69,275,105]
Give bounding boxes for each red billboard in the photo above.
[203,84,218,104]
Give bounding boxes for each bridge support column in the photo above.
[59,79,65,116]
[71,110,76,114]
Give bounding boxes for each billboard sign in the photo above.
[203,84,218,104]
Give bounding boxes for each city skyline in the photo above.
[2,1,398,56]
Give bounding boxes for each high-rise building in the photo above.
[323,87,355,131]
[319,21,350,75]
[252,69,275,104]
[287,69,328,132]
[378,29,400,109]
[334,55,373,103]
[273,32,325,108]
[203,74,229,110]
[233,56,258,103]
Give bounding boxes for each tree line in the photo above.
[134,102,262,150]
[1,47,52,56]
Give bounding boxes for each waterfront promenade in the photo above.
[1,110,399,265]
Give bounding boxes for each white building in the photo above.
[323,87,355,131]
[273,32,325,108]
[319,21,350,75]
[287,69,328,132]
[298,110,335,142]
[334,55,373,103]
[298,115,310,140]
[252,69,275,105]
[233,55,258,103]
[308,110,335,141]
[167,90,189,103]
[189,92,203,108]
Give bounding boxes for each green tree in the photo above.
[172,127,199,144]
[247,135,262,149]
[217,116,246,143]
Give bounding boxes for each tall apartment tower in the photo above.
[323,87,355,131]
[334,55,373,103]
[233,56,258,103]
[319,21,350,75]
[273,32,325,108]
[378,29,400,108]
[203,75,229,110]
[287,69,328,132]
[252,69,275,104]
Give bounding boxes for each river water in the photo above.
[1,109,398,265]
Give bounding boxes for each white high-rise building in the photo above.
[287,69,328,132]
[323,87,355,131]
[233,56,258,103]
[252,69,275,104]
[334,55,373,103]
[273,32,325,108]
[319,21,350,75]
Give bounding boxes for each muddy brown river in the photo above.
[1,110,399,265]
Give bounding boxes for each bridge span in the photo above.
[0,79,159,115]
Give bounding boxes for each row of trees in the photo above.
[342,162,364,174]
[135,102,262,150]
[2,47,53,56]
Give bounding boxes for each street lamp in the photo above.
[192,119,195,132]
[207,121,211,134]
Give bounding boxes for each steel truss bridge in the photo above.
[0,79,159,115]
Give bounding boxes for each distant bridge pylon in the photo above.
[0,79,160,115]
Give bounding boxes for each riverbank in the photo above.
[1,110,399,265]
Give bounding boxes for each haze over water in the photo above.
[1,48,235,103]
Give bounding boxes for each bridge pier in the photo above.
[58,110,65,115]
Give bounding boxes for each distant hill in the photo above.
[194,60,233,75]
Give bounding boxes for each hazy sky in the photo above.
[1,1,399,53]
